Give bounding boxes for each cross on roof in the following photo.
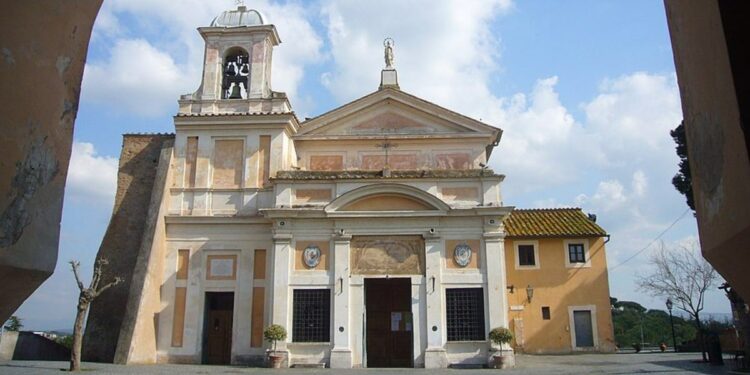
[375,136,398,170]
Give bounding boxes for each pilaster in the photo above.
[484,231,513,366]
[424,234,448,368]
[330,233,353,368]
[270,231,292,366]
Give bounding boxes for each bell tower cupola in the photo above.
[178,5,288,115]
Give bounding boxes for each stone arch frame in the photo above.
[221,46,250,99]
[325,183,451,216]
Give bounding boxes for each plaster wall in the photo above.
[296,139,486,171]
[504,237,615,353]
[0,0,102,322]
[664,0,750,300]
[169,128,291,216]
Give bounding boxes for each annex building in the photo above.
[82,5,616,368]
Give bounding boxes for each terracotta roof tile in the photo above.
[272,169,503,180]
[504,208,607,238]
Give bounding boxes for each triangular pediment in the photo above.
[296,88,501,139]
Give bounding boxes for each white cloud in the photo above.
[632,170,648,197]
[320,0,512,109]
[66,142,118,204]
[85,0,323,116]
[82,39,192,116]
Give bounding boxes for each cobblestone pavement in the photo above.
[0,353,739,374]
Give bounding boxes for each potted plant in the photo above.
[489,327,514,369]
[263,324,287,368]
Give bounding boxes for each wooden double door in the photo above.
[365,278,413,367]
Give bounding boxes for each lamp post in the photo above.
[666,298,677,352]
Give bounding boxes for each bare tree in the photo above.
[69,259,122,372]
[636,241,720,361]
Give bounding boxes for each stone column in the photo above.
[270,232,292,365]
[424,235,448,368]
[484,232,513,366]
[330,233,353,368]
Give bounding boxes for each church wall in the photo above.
[153,213,504,367]
[158,222,274,364]
[168,128,292,216]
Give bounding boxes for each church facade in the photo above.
[84,6,615,368]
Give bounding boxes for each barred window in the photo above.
[446,288,485,341]
[292,289,330,342]
[568,243,586,263]
[518,244,536,266]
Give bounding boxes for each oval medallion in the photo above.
[454,243,472,267]
[303,245,321,268]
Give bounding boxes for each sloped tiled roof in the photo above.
[504,208,607,238]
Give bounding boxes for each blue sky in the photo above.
[13,0,730,331]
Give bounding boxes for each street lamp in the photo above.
[666,298,677,352]
[526,285,534,303]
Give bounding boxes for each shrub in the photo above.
[263,324,287,352]
[489,327,513,346]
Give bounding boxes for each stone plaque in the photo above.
[207,255,237,280]
[351,236,424,275]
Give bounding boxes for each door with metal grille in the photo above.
[573,310,594,348]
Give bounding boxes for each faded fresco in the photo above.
[351,236,425,275]
[309,155,344,171]
[435,152,472,170]
[361,154,418,170]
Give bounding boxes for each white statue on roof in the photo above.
[384,38,395,69]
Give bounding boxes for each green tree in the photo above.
[611,299,696,349]
[671,121,695,211]
[3,315,23,331]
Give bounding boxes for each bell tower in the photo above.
[179,5,286,114]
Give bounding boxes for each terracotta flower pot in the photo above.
[269,354,284,368]
[493,354,505,369]
[492,351,514,369]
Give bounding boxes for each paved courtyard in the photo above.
[0,353,740,374]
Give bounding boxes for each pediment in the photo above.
[296,88,500,139]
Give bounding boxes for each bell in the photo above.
[239,63,249,76]
[228,84,242,99]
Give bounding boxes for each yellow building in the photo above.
[504,209,616,353]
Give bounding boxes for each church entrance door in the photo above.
[202,292,234,365]
[365,278,413,367]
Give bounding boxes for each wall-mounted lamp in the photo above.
[526,284,534,303]
[506,285,515,294]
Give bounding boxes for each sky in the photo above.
[13,0,731,331]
